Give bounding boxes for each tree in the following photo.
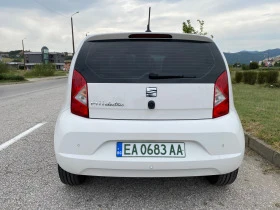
[274,61,280,67]
[197,20,207,36]
[233,63,241,68]
[182,19,213,38]
[249,62,259,70]
[182,20,196,34]
[242,64,249,70]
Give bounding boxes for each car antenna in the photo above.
[145,7,152,32]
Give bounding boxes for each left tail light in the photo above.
[213,71,229,118]
[71,70,89,118]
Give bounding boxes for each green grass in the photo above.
[0,65,25,82]
[23,64,68,78]
[1,58,13,63]
[0,74,25,81]
[23,70,68,78]
[24,64,56,78]
[1,58,24,63]
[0,80,26,84]
[54,71,68,76]
[233,83,280,151]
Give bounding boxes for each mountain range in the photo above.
[224,48,280,65]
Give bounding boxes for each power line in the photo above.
[33,0,68,18]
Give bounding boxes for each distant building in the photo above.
[0,53,9,57]
[6,62,24,69]
[64,60,71,71]
[24,46,65,70]
[261,56,280,67]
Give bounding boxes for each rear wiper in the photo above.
[149,73,196,79]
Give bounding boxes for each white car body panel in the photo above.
[55,32,245,178]
[55,110,244,177]
[88,83,214,120]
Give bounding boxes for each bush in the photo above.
[242,64,249,70]
[12,59,22,62]
[243,71,257,85]
[24,63,55,77]
[249,62,259,69]
[0,74,25,81]
[266,71,279,84]
[274,62,280,67]
[265,82,280,88]
[257,71,267,84]
[0,62,9,74]
[235,71,243,83]
[233,63,241,68]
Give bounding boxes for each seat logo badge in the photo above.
[146,87,157,97]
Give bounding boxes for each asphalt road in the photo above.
[0,78,280,210]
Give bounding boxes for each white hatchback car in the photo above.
[54,32,245,186]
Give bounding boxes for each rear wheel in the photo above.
[206,169,239,186]
[58,165,86,185]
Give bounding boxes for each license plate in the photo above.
[116,142,185,157]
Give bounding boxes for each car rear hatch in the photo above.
[74,33,227,120]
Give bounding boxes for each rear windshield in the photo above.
[75,40,226,83]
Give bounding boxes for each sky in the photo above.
[0,0,279,53]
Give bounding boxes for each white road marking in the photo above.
[0,122,47,151]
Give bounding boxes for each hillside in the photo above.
[224,48,280,65]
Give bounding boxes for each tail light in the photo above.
[71,70,89,118]
[213,71,229,118]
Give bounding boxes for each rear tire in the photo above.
[58,165,86,185]
[206,169,239,186]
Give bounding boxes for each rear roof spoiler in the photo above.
[86,32,213,42]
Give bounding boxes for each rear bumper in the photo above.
[54,110,245,177]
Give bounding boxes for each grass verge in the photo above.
[0,80,27,84]
[11,69,68,78]
[1,62,67,84]
[54,71,68,77]
[233,83,280,151]
[0,74,25,81]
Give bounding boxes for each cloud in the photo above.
[1,0,98,14]
[0,0,279,52]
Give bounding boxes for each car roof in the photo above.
[85,32,213,43]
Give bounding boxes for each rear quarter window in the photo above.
[74,39,226,83]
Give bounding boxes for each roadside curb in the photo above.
[245,132,280,167]
[27,76,68,82]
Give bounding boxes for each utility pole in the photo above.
[22,38,26,70]
[71,11,79,55]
